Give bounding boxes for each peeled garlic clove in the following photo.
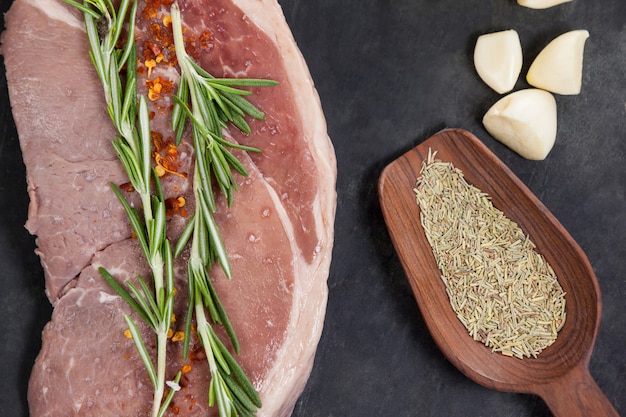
[527,30,589,95]
[517,0,573,9]
[474,30,523,94]
[482,89,557,160]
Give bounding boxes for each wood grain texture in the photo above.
[378,128,618,417]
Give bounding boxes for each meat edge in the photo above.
[231,1,337,416]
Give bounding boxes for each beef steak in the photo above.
[1,0,336,415]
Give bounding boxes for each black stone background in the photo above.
[1,0,624,416]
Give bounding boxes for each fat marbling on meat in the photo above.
[1,0,336,415]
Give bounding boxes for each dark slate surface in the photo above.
[1,0,624,416]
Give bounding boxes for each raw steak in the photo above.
[1,0,336,415]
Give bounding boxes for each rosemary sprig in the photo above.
[63,1,178,416]
[170,3,273,416]
[171,2,277,210]
[64,0,275,415]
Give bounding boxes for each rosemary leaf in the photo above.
[218,146,248,178]
[111,0,132,47]
[174,213,195,258]
[84,16,106,83]
[136,275,161,320]
[197,195,231,277]
[110,140,140,185]
[63,0,100,18]
[110,183,150,258]
[121,75,137,127]
[118,1,138,67]
[137,98,152,185]
[222,373,258,414]
[149,197,167,262]
[182,268,196,361]
[99,267,153,327]
[206,325,231,375]
[229,113,251,135]
[208,145,234,195]
[223,354,262,408]
[126,280,159,331]
[172,76,189,145]
[208,77,279,87]
[163,241,176,321]
[124,315,158,390]
[206,276,240,353]
[190,264,213,308]
[222,90,266,120]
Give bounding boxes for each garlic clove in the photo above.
[482,89,557,160]
[526,30,589,95]
[517,0,573,9]
[474,30,523,94]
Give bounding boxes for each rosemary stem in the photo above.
[194,294,232,417]
[139,188,168,417]
[151,253,165,317]
[152,323,168,417]
[140,192,154,224]
[170,4,187,75]
[171,4,204,133]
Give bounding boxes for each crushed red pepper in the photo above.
[145,76,174,102]
[118,182,135,193]
[154,143,186,178]
[138,0,214,75]
[198,30,211,48]
[133,0,220,226]
[151,130,165,151]
[165,196,187,217]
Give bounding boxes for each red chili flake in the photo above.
[165,196,187,216]
[119,182,135,193]
[150,23,163,42]
[165,196,185,210]
[199,30,212,48]
[147,41,162,57]
[160,78,174,95]
[184,36,198,58]
[146,77,165,101]
[141,4,158,19]
[151,131,165,151]
[145,59,157,78]
[166,45,178,67]
[155,154,186,177]
[142,47,155,61]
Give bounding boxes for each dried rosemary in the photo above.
[414,150,566,359]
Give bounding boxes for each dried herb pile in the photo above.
[414,152,566,359]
